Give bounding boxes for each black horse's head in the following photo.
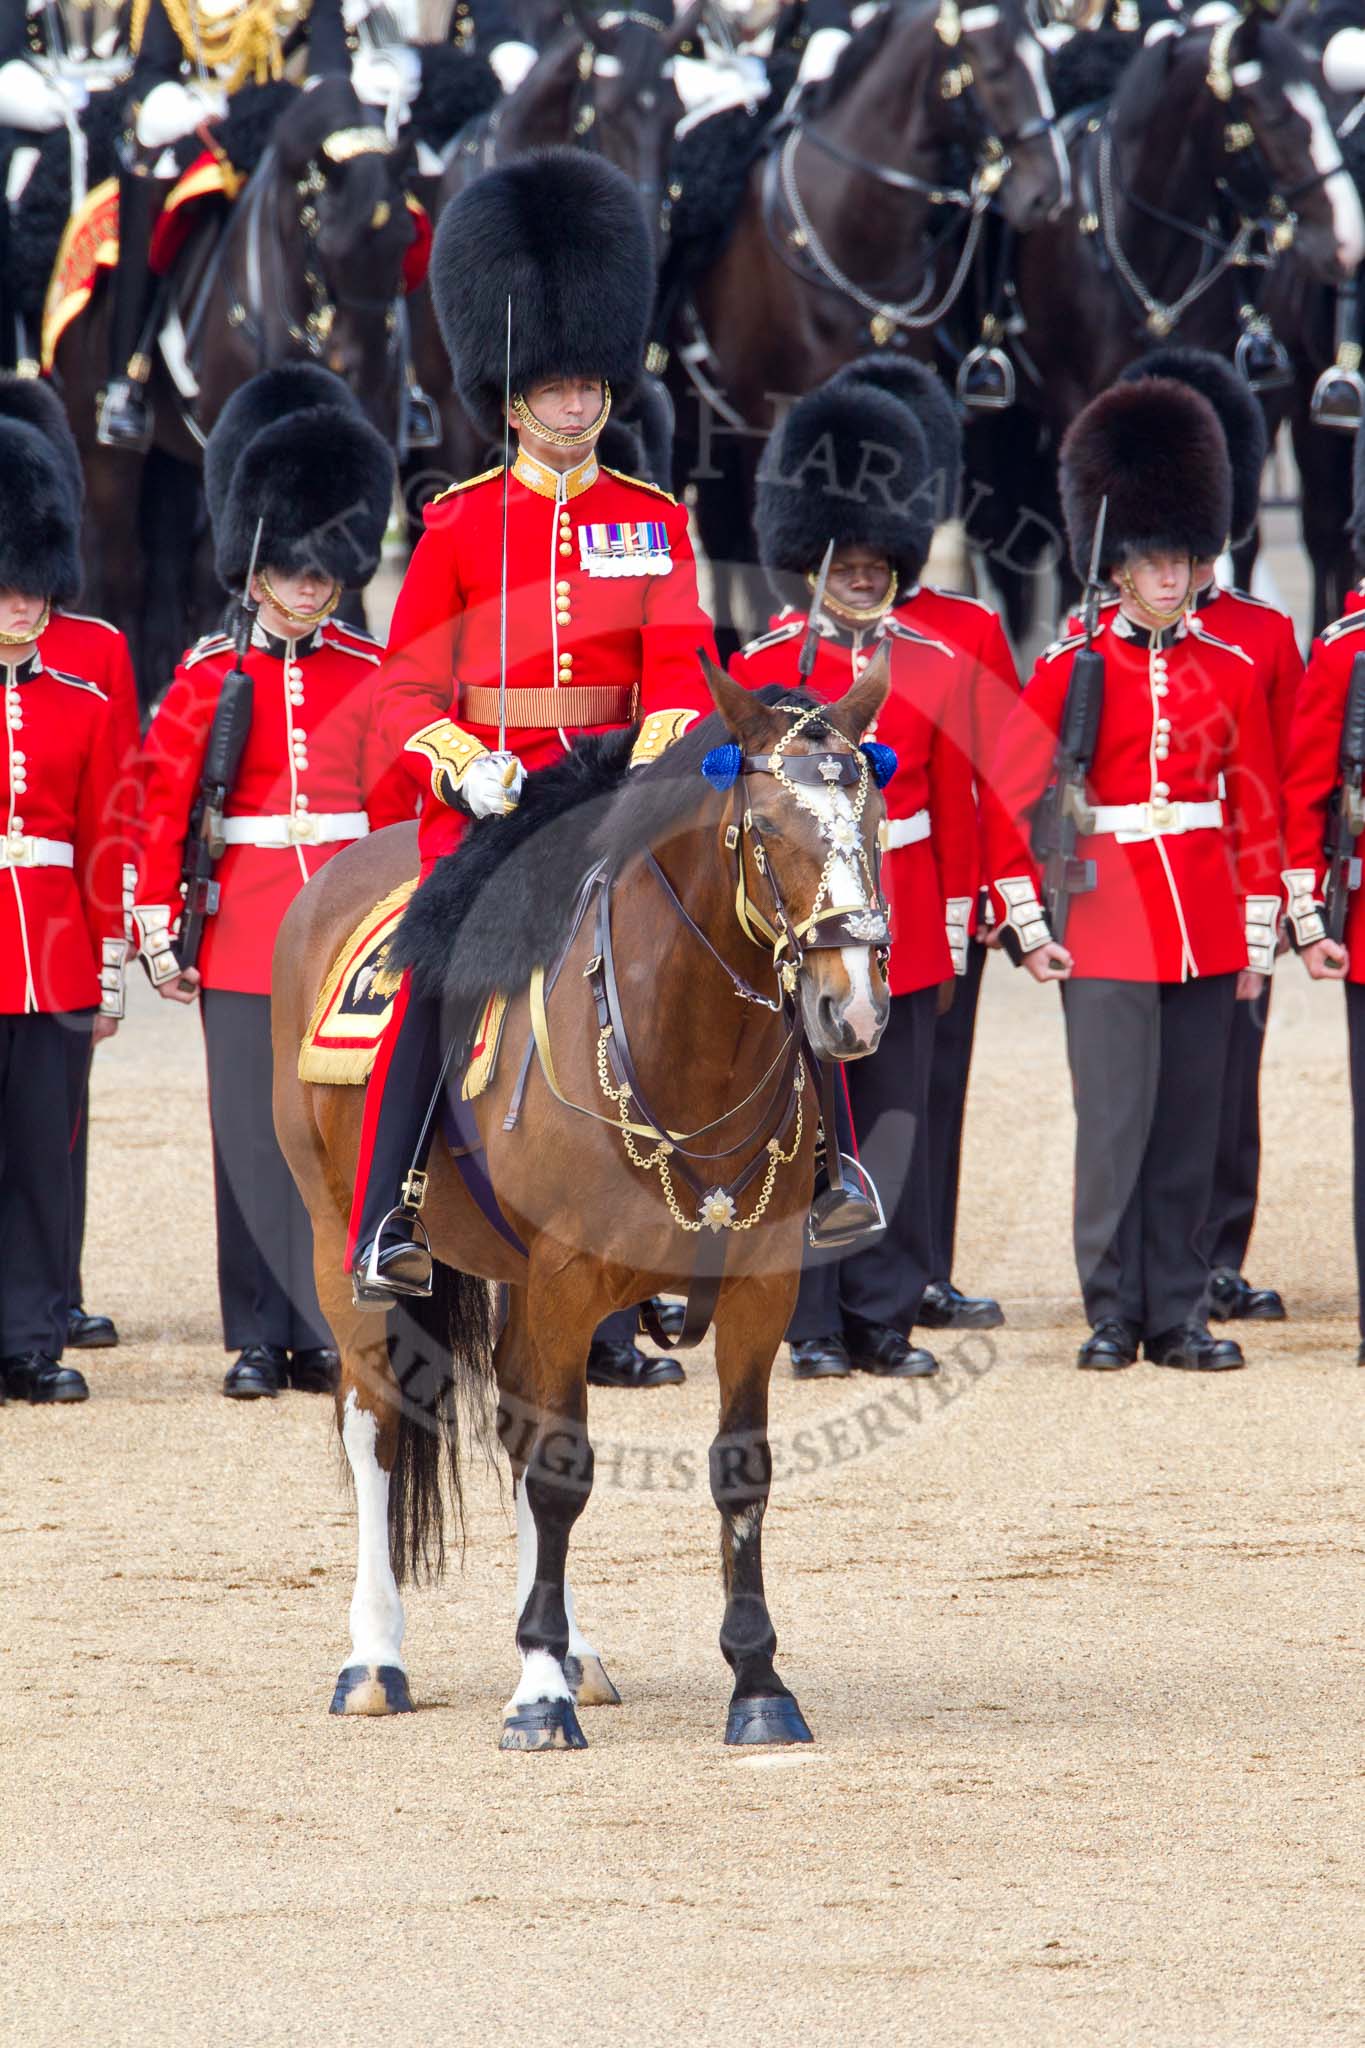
[558,0,707,254]
[272,77,418,412]
[1135,13,1365,285]
[929,0,1070,229]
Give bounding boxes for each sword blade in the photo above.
[499,294,511,754]
[798,537,835,680]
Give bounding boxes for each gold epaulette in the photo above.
[183,633,233,669]
[429,464,504,506]
[1039,630,1086,665]
[1321,610,1365,646]
[599,466,678,506]
[740,619,803,657]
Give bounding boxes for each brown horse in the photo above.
[663,0,1068,647]
[274,655,891,1749]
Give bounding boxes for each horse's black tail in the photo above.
[385,1260,497,1586]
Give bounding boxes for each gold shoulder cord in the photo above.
[133,0,310,88]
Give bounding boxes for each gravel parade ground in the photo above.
[5,934,1363,2047]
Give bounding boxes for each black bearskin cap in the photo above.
[204,364,395,589]
[1119,346,1266,547]
[0,417,80,605]
[756,379,935,592]
[1060,378,1232,578]
[0,375,83,514]
[828,352,962,521]
[431,149,654,435]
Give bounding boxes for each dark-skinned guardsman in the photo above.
[1116,348,1302,1327]
[731,371,977,1382]
[346,147,719,1390]
[99,0,351,449]
[0,374,142,1353]
[132,363,408,1401]
[1280,427,1365,1363]
[0,412,128,1406]
[820,352,1021,1337]
[986,377,1282,1374]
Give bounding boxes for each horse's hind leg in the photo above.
[711,1279,813,1748]
[498,1284,621,1713]
[330,1309,415,1717]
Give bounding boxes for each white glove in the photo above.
[489,40,538,94]
[797,26,850,86]
[135,78,227,151]
[350,44,420,118]
[1325,27,1365,95]
[462,750,526,818]
[0,59,80,133]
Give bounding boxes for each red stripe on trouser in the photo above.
[345,971,412,1270]
[838,1062,861,1164]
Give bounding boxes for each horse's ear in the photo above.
[826,643,891,743]
[701,649,774,753]
[664,0,706,56]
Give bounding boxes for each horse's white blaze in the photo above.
[1015,30,1071,210]
[342,1390,406,1670]
[803,781,881,1046]
[1286,81,1365,273]
[515,1476,598,1662]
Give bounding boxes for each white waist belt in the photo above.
[878,809,931,851]
[221,812,370,849]
[0,834,74,869]
[1083,799,1223,841]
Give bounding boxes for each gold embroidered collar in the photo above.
[512,447,599,501]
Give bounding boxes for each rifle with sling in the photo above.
[174,517,264,980]
[1008,497,1108,963]
[1323,650,1365,943]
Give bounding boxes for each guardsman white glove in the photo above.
[489,40,538,93]
[462,750,526,817]
[135,79,228,152]
[0,59,84,133]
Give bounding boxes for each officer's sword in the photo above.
[798,539,835,682]
[498,294,511,757]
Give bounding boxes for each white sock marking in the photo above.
[342,1389,406,1671]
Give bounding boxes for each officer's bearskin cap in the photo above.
[430,149,654,435]
[756,379,936,595]
[1060,378,1232,579]
[1119,346,1266,547]
[0,374,83,515]
[205,364,395,590]
[828,353,963,521]
[0,416,80,606]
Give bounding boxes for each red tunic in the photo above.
[729,606,978,996]
[0,650,126,1014]
[376,449,719,868]
[1281,607,1365,978]
[985,612,1282,982]
[133,620,412,996]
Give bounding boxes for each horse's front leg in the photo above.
[497,1268,599,1752]
[331,1330,413,1716]
[711,1279,813,1747]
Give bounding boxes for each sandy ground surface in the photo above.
[5,940,1365,2048]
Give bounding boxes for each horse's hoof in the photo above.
[724,1694,814,1747]
[499,1698,589,1751]
[329,1663,413,1716]
[566,1653,622,1707]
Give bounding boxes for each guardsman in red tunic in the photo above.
[986,379,1281,1373]
[816,353,1020,1336]
[0,375,143,1352]
[731,372,976,1381]
[1279,440,1365,1360]
[1113,349,1301,1327]
[347,150,717,1389]
[0,415,128,1405]
[133,364,408,1401]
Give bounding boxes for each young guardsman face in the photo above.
[515,378,605,439]
[825,546,894,612]
[1192,555,1218,593]
[1122,550,1193,617]
[250,568,338,620]
[0,590,48,640]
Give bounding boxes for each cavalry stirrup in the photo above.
[807,1155,886,1251]
[956,344,1015,413]
[352,1207,434,1310]
[96,380,153,451]
[1234,325,1292,395]
[402,382,443,451]
[1311,363,1365,434]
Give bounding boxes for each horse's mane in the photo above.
[388,689,824,1012]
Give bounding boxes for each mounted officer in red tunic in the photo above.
[730,369,978,1381]
[132,362,406,1399]
[347,147,718,1389]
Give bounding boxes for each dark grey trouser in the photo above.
[0,1011,92,1357]
[1061,973,1236,1338]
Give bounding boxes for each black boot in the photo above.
[67,1306,119,1349]
[286,1347,340,1393]
[350,991,444,1309]
[843,1315,938,1378]
[2,1352,89,1403]
[1077,1319,1139,1370]
[918,1279,1005,1331]
[1145,1321,1245,1372]
[222,1344,288,1399]
[96,163,159,450]
[789,1333,852,1380]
